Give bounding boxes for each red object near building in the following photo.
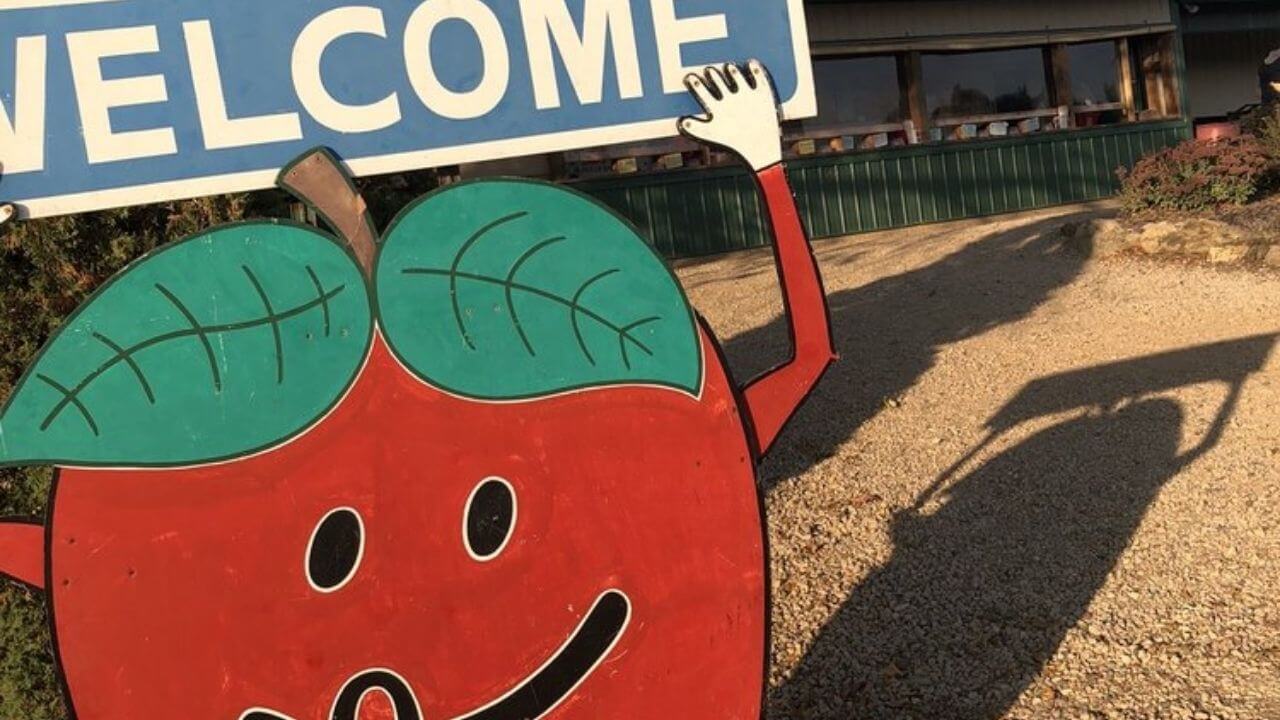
[1195,121,1243,141]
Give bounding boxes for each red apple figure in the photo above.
[0,61,833,720]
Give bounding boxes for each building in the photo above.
[1183,1,1280,119]
[478,1,1266,258]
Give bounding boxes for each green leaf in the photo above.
[0,222,372,468]
[376,179,701,400]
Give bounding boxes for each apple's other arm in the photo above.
[680,61,836,458]
[0,519,45,590]
[0,203,15,232]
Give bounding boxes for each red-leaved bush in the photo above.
[1117,136,1274,216]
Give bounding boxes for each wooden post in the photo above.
[1116,37,1138,122]
[1137,34,1180,118]
[897,51,929,142]
[1158,33,1182,117]
[1045,44,1074,111]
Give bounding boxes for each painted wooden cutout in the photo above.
[0,61,833,720]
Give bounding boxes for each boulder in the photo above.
[1264,245,1280,267]
[1207,244,1252,264]
[1062,218,1129,258]
[1066,215,1273,266]
[1133,218,1250,258]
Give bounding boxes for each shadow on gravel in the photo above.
[769,334,1277,719]
[723,211,1097,492]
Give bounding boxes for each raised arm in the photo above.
[680,61,836,458]
[0,519,46,590]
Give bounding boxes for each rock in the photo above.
[1064,219,1129,258]
[1077,215,1269,266]
[1264,245,1280,267]
[1135,221,1183,255]
[1207,245,1251,264]
[1134,219,1251,259]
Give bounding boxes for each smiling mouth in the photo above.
[242,590,631,720]
[455,589,631,719]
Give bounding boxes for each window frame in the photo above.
[558,32,1184,179]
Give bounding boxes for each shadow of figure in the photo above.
[769,335,1276,719]
[721,210,1096,491]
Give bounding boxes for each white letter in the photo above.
[519,0,642,110]
[651,0,727,94]
[0,36,47,174]
[404,0,509,120]
[184,21,302,149]
[292,6,401,133]
[66,26,177,164]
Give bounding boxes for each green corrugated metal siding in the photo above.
[575,120,1191,258]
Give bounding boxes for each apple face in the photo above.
[50,335,764,720]
[1,171,767,719]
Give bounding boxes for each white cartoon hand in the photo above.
[679,60,783,172]
[0,203,14,231]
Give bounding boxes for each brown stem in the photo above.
[276,149,377,278]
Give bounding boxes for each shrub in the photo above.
[1256,111,1280,164]
[1117,136,1274,216]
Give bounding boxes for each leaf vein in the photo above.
[449,212,529,351]
[156,284,224,392]
[242,266,285,384]
[400,268,657,367]
[36,282,348,436]
[570,269,621,366]
[36,374,99,436]
[617,317,661,370]
[91,331,156,405]
[305,266,332,337]
[504,236,567,357]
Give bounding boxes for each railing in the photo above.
[574,119,1191,258]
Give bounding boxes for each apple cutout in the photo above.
[0,62,834,719]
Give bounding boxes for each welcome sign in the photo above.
[0,0,815,219]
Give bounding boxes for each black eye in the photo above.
[465,478,516,561]
[306,507,364,592]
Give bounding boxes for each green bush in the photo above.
[1117,136,1274,216]
[0,169,440,719]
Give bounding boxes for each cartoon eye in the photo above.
[464,477,517,561]
[306,507,365,593]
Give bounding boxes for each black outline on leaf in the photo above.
[400,211,662,370]
[374,177,703,401]
[34,267,346,436]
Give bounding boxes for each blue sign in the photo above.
[0,0,814,218]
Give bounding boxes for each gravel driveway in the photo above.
[678,203,1280,720]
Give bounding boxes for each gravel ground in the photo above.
[677,203,1280,720]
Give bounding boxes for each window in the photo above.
[802,56,903,131]
[923,47,1050,120]
[1068,42,1121,107]
[556,32,1181,178]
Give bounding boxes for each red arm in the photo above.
[678,61,836,457]
[741,164,836,457]
[0,520,45,590]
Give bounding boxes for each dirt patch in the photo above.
[679,203,1280,719]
